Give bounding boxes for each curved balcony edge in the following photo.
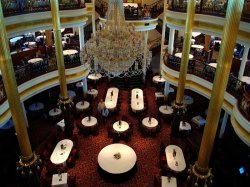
[165,10,250,46]
[231,113,250,147]
[0,64,90,126]
[161,62,235,114]
[5,8,88,38]
[233,104,250,133]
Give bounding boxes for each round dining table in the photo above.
[113,121,129,132]
[49,108,62,117]
[29,102,44,112]
[175,52,194,59]
[152,75,165,83]
[28,58,43,64]
[87,89,98,98]
[76,101,90,112]
[81,116,98,127]
[98,143,137,174]
[88,73,102,81]
[159,105,173,115]
[63,49,78,56]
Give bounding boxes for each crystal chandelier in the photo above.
[84,0,151,77]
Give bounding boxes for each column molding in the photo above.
[238,45,249,80]
[79,25,85,51]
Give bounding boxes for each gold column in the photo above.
[45,30,53,47]
[0,2,33,162]
[204,34,211,51]
[190,0,244,185]
[160,3,168,73]
[175,0,196,104]
[50,0,68,99]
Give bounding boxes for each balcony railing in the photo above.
[95,0,164,20]
[168,0,250,23]
[1,0,86,17]
[0,52,86,105]
[165,53,244,97]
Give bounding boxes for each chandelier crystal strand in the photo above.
[85,0,151,77]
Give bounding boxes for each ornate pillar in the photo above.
[171,0,196,136]
[0,2,41,186]
[204,34,211,51]
[45,30,53,47]
[188,1,244,186]
[79,25,85,51]
[219,111,229,139]
[160,2,168,72]
[168,28,175,55]
[143,30,148,81]
[50,0,73,137]
[92,0,96,37]
[238,45,249,80]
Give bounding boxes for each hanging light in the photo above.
[84,0,151,78]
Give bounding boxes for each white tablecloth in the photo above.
[87,89,98,98]
[131,88,144,112]
[36,35,46,41]
[113,121,129,132]
[63,49,78,56]
[183,95,194,105]
[159,105,173,115]
[81,116,97,127]
[24,41,36,47]
[208,63,217,68]
[57,119,65,131]
[165,145,186,172]
[241,76,250,84]
[76,81,83,88]
[52,173,68,187]
[49,108,62,117]
[153,75,165,83]
[29,102,44,111]
[213,40,221,44]
[88,73,102,81]
[191,44,204,49]
[59,90,76,99]
[50,139,73,165]
[161,176,177,187]
[28,58,43,64]
[105,87,119,110]
[142,117,158,128]
[179,121,191,131]
[98,143,137,174]
[76,101,90,111]
[175,52,194,59]
[192,115,206,127]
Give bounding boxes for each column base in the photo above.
[16,153,42,187]
[57,97,74,137]
[187,162,214,187]
[171,101,187,137]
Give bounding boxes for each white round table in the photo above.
[208,63,217,68]
[29,102,44,111]
[63,49,78,56]
[183,95,194,105]
[142,117,158,128]
[153,75,165,83]
[179,121,191,131]
[81,116,97,127]
[213,40,221,44]
[191,44,204,49]
[76,101,90,111]
[87,89,98,98]
[241,76,250,84]
[24,41,36,47]
[76,81,84,88]
[98,143,137,174]
[88,73,102,81]
[28,58,43,64]
[36,35,46,41]
[175,52,194,59]
[159,105,173,115]
[49,108,62,117]
[113,121,129,132]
